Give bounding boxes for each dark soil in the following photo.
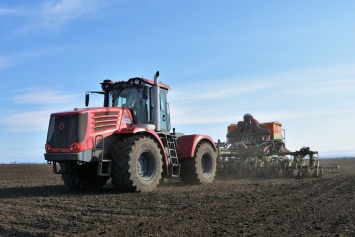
[0,158,354,237]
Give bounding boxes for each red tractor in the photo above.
[44,71,217,192]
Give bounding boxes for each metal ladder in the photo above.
[95,135,111,176]
[165,135,180,177]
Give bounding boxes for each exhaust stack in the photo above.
[152,71,160,131]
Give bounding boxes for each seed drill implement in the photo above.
[216,113,329,178]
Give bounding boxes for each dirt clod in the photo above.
[0,158,354,236]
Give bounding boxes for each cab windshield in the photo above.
[109,87,150,124]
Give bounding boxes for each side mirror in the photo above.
[143,86,149,100]
[85,93,89,107]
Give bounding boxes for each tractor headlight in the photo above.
[45,143,51,152]
[69,143,80,152]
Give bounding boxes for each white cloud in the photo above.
[0,45,69,69]
[3,0,108,35]
[170,80,268,102]
[277,65,355,97]
[0,87,93,132]
[282,79,355,98]
[37,0,105,29]
[0,101,87,132]
[12,88,81,105]
[0,57,12,69]
[0,109,52,132]
[256,109,354,122]
[169,64,355,125]
[0,6,27,16]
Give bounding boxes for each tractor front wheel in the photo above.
[110,135,163,192]
[60,163,108,190]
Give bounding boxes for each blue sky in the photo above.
[1,0,355,163]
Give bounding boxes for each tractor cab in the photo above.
[86,71,171,132]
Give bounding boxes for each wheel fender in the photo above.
[177,134,216,158]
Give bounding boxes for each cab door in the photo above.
[159,90,170,132]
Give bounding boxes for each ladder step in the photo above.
[163,135,181,177]
[97,159,112,176]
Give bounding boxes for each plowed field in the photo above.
[0,158,354,237]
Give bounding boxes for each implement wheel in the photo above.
[110,135,163,192]
[179,142,216,184]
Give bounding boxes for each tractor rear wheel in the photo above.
[110,135,163,192]
[60,163,108,190]
[179,142,216,184]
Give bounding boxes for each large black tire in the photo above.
[60,163,109,190]
[110,135,163,192]
[179,142,216,184]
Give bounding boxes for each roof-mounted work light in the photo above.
[129,78,141,85]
